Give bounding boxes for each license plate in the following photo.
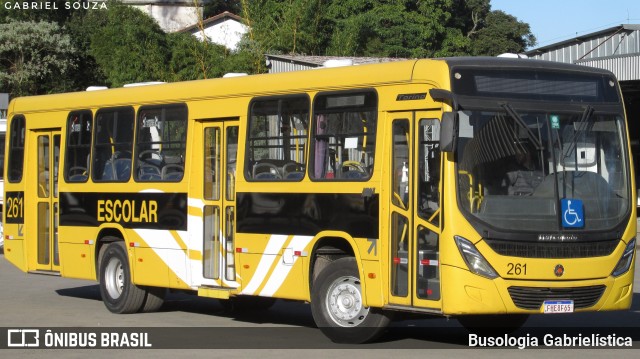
[542,300,574,313]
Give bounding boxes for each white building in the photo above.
[179,12,248,51]
[99,0,203,33]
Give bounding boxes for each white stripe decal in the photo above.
[241,234,288,295]
[187,197,205,208]
[134,229,189,285]
[259,236,313,297]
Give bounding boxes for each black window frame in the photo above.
[245,94,310,182]
[310,89,378,182]
[134,103,188,183]
[7,115,26,183]
[64,110,93,183]
[91,106,135,183]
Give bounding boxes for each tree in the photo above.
[87,2,171,87]
[240,0,536,60]
[0,0,74,24]
[0,19,77,96]
[470,10,536,56]
[204,0,242,18]
[240,0,327,65]
[167,32,229,81]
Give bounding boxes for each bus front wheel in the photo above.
[99,241,146,314]
[310,257,391,343]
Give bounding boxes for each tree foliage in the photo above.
[240,0,535,59]
[86,3,171,87]
[204,0,242,18]
[0,19,77,96]
[469,10,537,56]
[168,31,229,81]
[0,0,536,97]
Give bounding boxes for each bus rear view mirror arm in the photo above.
[440,111,458,153]
[430,89,458,154]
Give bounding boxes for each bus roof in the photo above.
[9,59,427,114]
[8,57,615,115]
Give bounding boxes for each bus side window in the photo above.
[418,119,441,225]
[246,95,309,181]
[311,90,377,181]
[134,104,187,182]
[65,110,92,182]
[92,107,134,182]
[8,115,25,183]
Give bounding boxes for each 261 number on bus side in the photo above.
[5,194,25,222]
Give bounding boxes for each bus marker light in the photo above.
[420,259,439,266]
[84,240,94,245]
[368,273,376,279]
[236,248,248,253]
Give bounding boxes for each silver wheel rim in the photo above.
[325,275,369,327]
[104,257,124,299]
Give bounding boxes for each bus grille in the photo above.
[507,285,606,310]
[485,240,618,258]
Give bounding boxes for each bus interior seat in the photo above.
[252,162,281,179]
[138,165,162,180]
[285,172,304,180]
[283,162,304,180]
[114,158,131,180]
[162,164,184,180]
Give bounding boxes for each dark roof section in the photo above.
[441,56,615,76]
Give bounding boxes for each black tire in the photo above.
[98,241,146,314]
[310,257,391,344]
[140,286,166,313]
[457,314,529,335]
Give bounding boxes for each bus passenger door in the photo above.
[388,116,413,306]
[412,117,442,310]
[388,113,442,310]
[199,120,239,288]
[30,130,61,272]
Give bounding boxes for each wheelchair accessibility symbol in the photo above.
[561,199,584,228]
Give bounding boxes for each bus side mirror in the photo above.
[440,111,457,153]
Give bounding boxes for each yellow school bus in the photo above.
[3,57,636,343]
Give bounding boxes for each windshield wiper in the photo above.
[500,103,543,151]
[561,105,595,165]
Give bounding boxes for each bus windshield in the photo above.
[456,106,629,233]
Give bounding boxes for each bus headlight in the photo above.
[611,239,636,277]
[454,236,498,279]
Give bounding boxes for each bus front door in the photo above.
[388,112,442,311]
[199,120,239,288]
[30,130,61,272]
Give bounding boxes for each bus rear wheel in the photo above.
[99,241,146,314]
[310,257,391,343]
[140,286,166,313]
